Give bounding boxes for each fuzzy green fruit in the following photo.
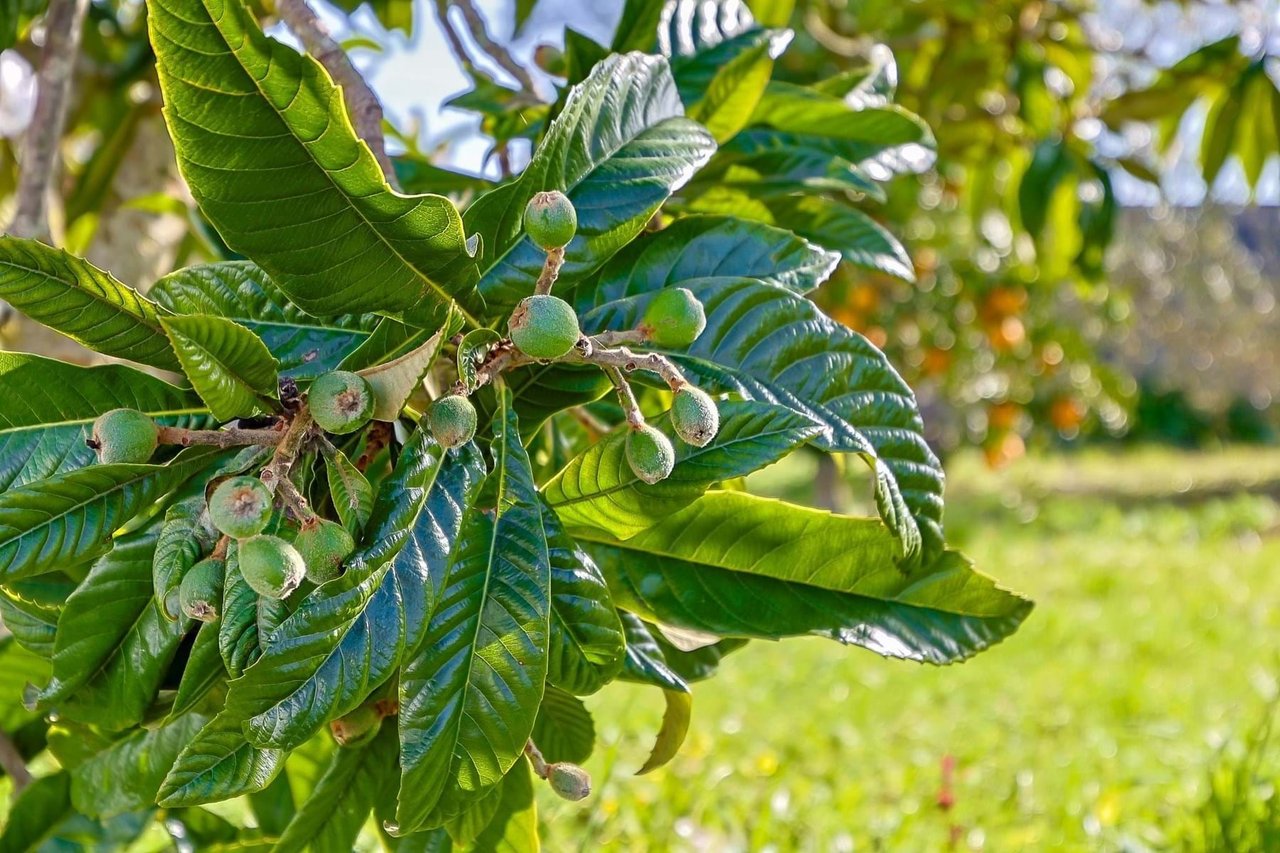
[238,534,306,600]
[546,762,592,801]
[625,423,676,485]
[309,370,375,434]
[91,408,159,464]
[330,703,385,747]
[179,558,225,623]
[524,190,577,250]
[508,294,580,360]
[428,395,478,448]
[640,288,706,347]
[208,476,274,539]
[294,518,355,585]
[671,385,720,447]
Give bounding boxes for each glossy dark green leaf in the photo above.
[0,771,71,851]
[611,0,663,51]
[157,710,285,807]
[637,689,692,774]
[323,447,374,537]
[659,0,757,58]
[0,236,180,370]
[396,389,551,831]
[220,542,289,679]
[617,611,688,693]
[151,261,380,380]
[0,451,211,584]
[695,131,884,200]
[543,504,624,695]
[532,686,595,765]
[590,492,1032,663]
[750,81,933,148]
[70,712,209,817]
[0,352,209,491]
[582,280,943,565]
[543,401,820,538]
[226,432,484,751]
[0,576,73,658]
[171,621,226,719]
[273,721,398,853]
[148,0,479,320]
[468,757,539,853]
[656,636,748,683]
[162,314,280,421]
[35,530,191,730]
[467,52,716,316]
[768,196,913,281]
[153,495,216,619]
[575,215,839,306]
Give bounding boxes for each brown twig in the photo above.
[277,476,319,525]
[0,731,32,792]
[565,338,688,392]
[259,409,314,491]
[533,246,565,295]
[10,0,91,239]
[275,0,399,189]
[448,0,541,97]
[355,420,393,472]
[156,425,285,449]
[603,365,645,428]
[591,329,648,347]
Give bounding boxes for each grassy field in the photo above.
[539,447,1280,851]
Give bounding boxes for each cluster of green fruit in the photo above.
[89,369,378,621]
[424,190,722,485]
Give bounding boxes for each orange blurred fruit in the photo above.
[1049,396,1085,432]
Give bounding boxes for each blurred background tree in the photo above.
[1,0,1276,462]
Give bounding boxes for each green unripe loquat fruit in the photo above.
[640,288,706,347]
[208,476,274,539]
[91,408,159,464]
[524,190,577,250]
[238,534,306,600]
[546,762,592,801]
[508,294,580,360]
[625,423,675,485]
[670,385,720,447]
[428,395,478,448]
[294,518,355,585]
[179,558,225,623]
[330,703,384,747]
[309,370,375,435]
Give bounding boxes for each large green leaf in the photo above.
[323,447,374,536]
[572,215,839,306]
[171,620,226,719]
[587,492,1033,663]
[686,30,791,143]
[0,236,180,370]
[0,451,212,584]
[396,388,551,831]
[658,0,757,58]
[219,542,289,678]
[750,81,934,148]
[543,400,819,538]
[0,577,70,657]
[582,280,944,565]
[152,261,380,380]
[531,686,595,765]
[226,432,485,751]
[0,637,49,729]
[467,757,539,853]
[0,353,208,491]
[766,196,913,281]
[148,0,478,321]
[617,611,689,692]
[696,131,884,199]
[0,772,72,852]
[466,52,716,316]
[35,531,191,730]
[70,712,210,818]
[543,504,624,695]
[273,722,399,853]
[162,314,280,421]
[158,710,285,807]
[637,689,692,774]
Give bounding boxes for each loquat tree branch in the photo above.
[434,0,541,99]
[276,0,400,189]
[565,337,689,392]
[156,425,285,449]
[10,0,90,240]
[0,731,32,792]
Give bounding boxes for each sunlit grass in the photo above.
[537,447,1280,851]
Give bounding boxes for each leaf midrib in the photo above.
[157,2,480,328]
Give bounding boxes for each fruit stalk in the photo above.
[523,740,549,778]
[156,425,285,449]
[259,408,314,492]
[533,245,565,295]
[603,365,645,429]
